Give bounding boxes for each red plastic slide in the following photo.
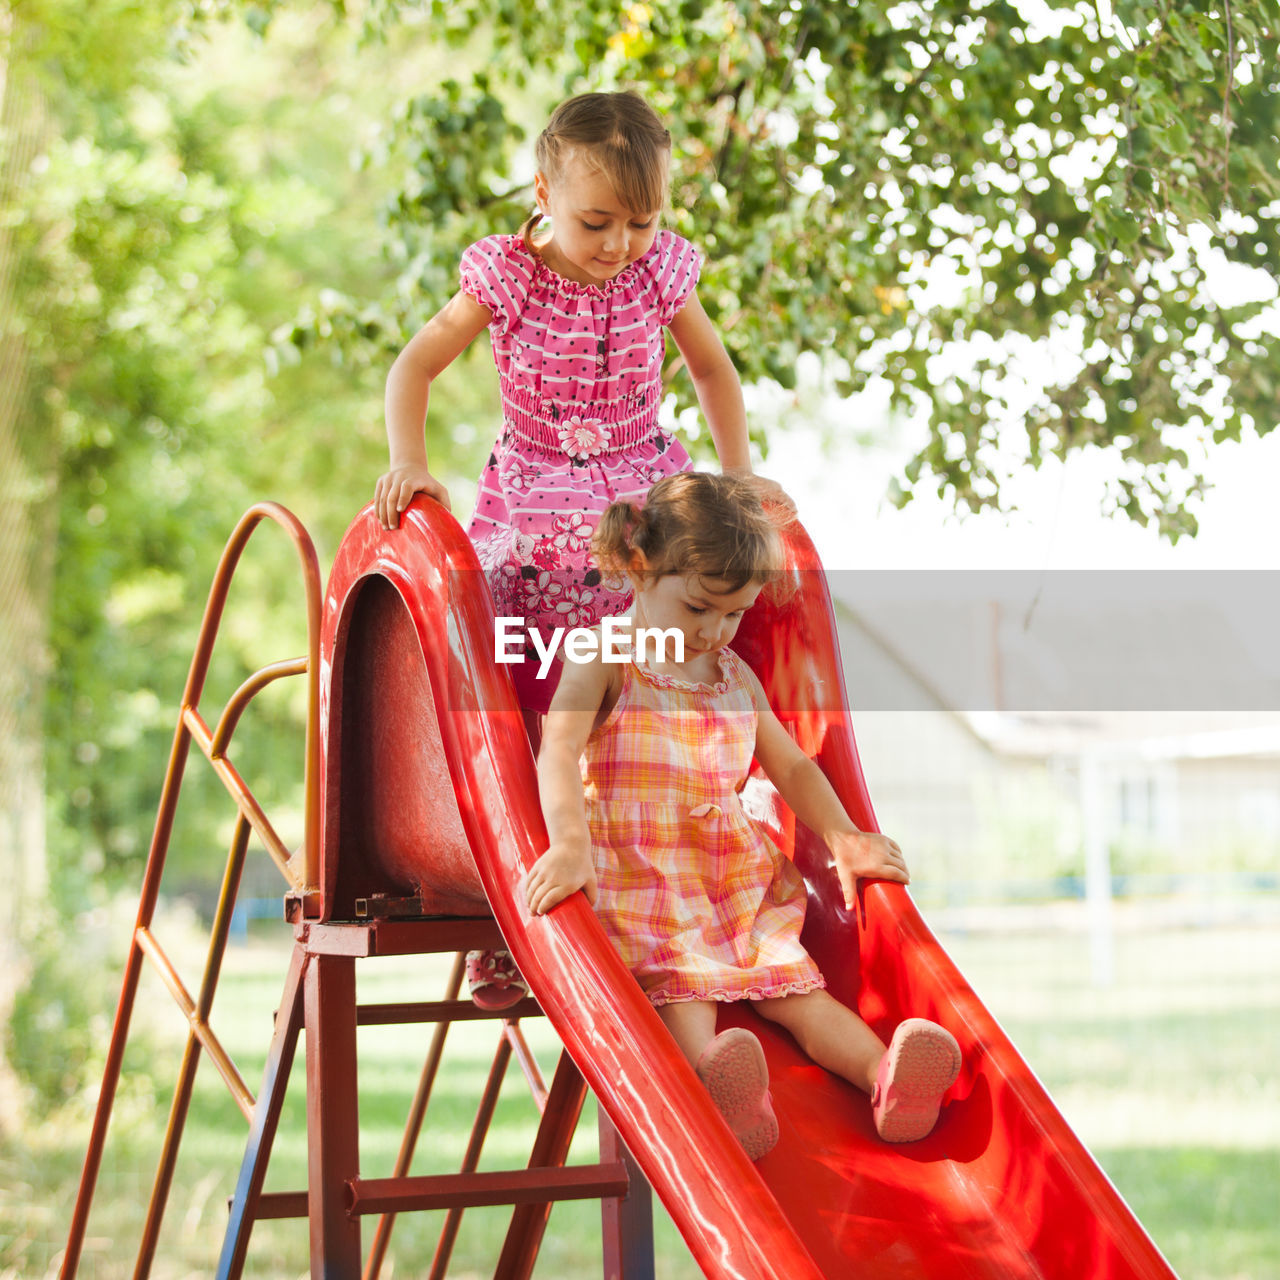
[320,497,1180,1279]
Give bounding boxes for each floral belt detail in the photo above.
[499,381,664,458]
[505,411,665,458]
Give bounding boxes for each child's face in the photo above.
[534,151,662,286]
[631,571,764,660]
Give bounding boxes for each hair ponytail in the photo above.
[592,501,646,584]
[518,209,544,255]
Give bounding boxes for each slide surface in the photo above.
[320,499,1180,1280]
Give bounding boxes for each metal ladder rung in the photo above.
[350,1163,633,1215]
[245,1163,635,1227]
[134,926,255,1120]
[354,996,542,1026]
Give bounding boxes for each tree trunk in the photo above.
[0,11,54,1136]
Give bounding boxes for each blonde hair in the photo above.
[593,473,788,596]
[520,91,672,252]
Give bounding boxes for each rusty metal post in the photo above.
[61,707,195,1279]
[599,1113,654,1280]
[134,813,253,1278]
[305,948,362,1275]
[493,1049,590,1280]
[428,1033,515,1279]
[363,951,467,1280]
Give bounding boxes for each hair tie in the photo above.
[622,502,645,541]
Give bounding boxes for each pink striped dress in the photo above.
[459,230,698,712]
[582,648,826,1007]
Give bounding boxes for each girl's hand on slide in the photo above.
[828,830,910,910]
[524,844,599,917]
[374,464,451,528]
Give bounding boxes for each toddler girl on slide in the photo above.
[525,473,961,1158]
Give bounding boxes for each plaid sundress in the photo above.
[582,647,826,1007]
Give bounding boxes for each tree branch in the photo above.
[1222,0,1236,209]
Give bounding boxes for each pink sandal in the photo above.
[695,1028,779,1161]
[465,949,529,1012]
[872,1018,961,1143]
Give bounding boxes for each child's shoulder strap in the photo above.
[719,648,759,707]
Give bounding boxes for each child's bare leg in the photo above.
[660,999,777,1160]
[656,999,719,1068]
[758,991,961,1142]
[755,989,886,1094]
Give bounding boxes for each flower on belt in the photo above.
[558,415,611,459]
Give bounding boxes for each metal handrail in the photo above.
[61,502,323,1279]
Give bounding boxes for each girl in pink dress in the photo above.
[374,91,787,1008]
[525,473,961,1160]
[375,91,787,710]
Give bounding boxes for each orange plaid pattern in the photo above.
[583,648,825,1007]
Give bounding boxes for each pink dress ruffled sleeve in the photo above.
[458,236,535,334]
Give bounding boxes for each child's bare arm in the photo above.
[667,292,796,515]
[525,655,615,916]
[749,670,909,909]
[376,290,492,528]
[667,291,750,470]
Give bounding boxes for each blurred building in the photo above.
[828,572,1280,927]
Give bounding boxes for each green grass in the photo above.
[3,906,1278,1278]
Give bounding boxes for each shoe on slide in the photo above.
[872,1018,962,1143]
[695,1028,779,1161]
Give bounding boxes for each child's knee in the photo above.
[755,988,827,1026]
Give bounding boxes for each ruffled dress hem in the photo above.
[647,974,827,1008]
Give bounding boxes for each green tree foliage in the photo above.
[6,5,425,908]
[337,0,1278,539]
[8,1,1278,904]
